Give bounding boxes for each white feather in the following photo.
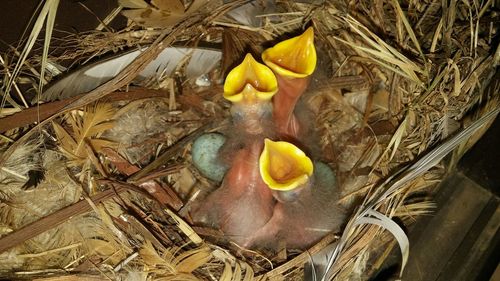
[225,0,276,27]
[41,47,221,102]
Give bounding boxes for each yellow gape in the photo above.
[262,27,317,78]
[223,53,278,103]
[259,139,313,191]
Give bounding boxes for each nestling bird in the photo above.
[192,29,344,250]
[193,141,275,244]
[262,27,316,139]
[191,54,278,181]
[191,54,278,245]
[223,53,278,136]
[243,139,344,250]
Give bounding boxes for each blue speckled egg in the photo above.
[192,133,227,182]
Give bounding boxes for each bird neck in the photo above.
[224,141,270,194]
[230,101,273,135]
[271,177,312,203]
[272,75,310,137]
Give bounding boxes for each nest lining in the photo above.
[0,0,498,280]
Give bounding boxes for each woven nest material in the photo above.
[0,0,498,280]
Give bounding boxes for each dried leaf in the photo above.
[139,240,171,267]
[118,0,149,9]
[372,85,390,112]
[220,261,233,281]
[448,59,461,96]
[3,0,59,109]
[174,247,212,273]
[165,209,202,244]
[185,0,208,14]
[390,0,425,62]
[151,0,184,13]
[52,121,77,152]
[242,262,254,281]
[86,239,119,257]
[381,114,408,161]
[338,16,426,85]
[121,0,207,28]
[231,262,242,281]
[88,139,116,152]
[121,8,184,28]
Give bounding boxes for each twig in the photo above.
[0,55,29,108]
[18,243,82,258]
[113,252,139,272]
[0,87,169,133]
[257,233,338,279]
[0,186,125,254]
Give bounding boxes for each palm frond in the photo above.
[334,15,427,85]
[2,0,59,109]
[52,103,116,171]
[319,107,500,280]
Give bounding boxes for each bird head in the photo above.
[261,27,317,138]
[224,53,278,103]
[262,27,316,79]
[224,53,278,134]
[259,138,313,202]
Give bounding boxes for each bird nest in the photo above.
[0,0,498,280]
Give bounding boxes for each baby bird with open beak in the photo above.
[223,53,278,136]
[262,27,316,139]
[191,54,278,245]
[244,139,345,250]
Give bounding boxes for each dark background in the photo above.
[459,114,500,195]
[0,0,125,52]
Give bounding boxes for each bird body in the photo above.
[191,28,345,250]
[192,141,274,245]
[245,183,344,249]
[271,75,310,138]
[250,140,344,250]
[191,54,278,245]
[262,27,316,139]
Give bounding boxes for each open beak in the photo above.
[261,27,317,137]
[259,138,313,194]
[223,53,278,134]
[262,27,316,78]
[224,53,278,104]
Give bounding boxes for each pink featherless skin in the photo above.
[191,141,275,245]
[272,75,310,139]
[243,180,345,250]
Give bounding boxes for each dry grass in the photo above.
[0,0,498,280]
